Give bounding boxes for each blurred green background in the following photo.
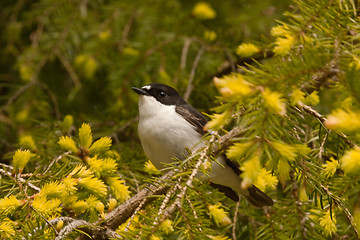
[0,0,291,159]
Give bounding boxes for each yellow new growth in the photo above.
[322,157,339,178]
[96,202,106,219]
[290,88,305,106]
[236,43,260,57]
[19,63,34,82]
[319,210,337,236]
[159,219,174,234]
[262,88,286,116]
[70,199,88,215]
[88,157,117,176]
[62,176,78,194]
[89,137,112,154]
[74,55,98,79]
[325,109,360,132]
[208,235,230,240]
[340,147,360,175]
[144,160,160,175]
[0,220,15,239]
[204,30,217,41]
[271,24,290,37]
[304,91,320,105]
[255,168,278,191]
[85,195,101,210]
[204,110,231,131]
[0,196,21,214]
[192,2,216,20]
[108,198,117,212]
[240,154,261,189]
[12,149,31,174]
[226,142,253,160]
[32,195,62,217]
[79,123,93,149]
[58,136,78,153]
[273,34,295,56]
[62,115,74,132]
[213,75,253,98]
[19,135,36,151]
[39,181,68,199]
[271,141,297,161]
[277,158,290,186]
[78,176,108,197]
[354,207,360,234]
[117,215,139,233]
[108,177,131,202]
[70,165,93,178]
[208,203,231,226]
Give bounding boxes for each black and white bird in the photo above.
[132,83,273,207]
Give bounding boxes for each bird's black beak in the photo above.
[132,87,149,96]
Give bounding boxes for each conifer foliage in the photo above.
[1,0,360,239]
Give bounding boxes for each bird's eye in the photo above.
[159,91,166,97]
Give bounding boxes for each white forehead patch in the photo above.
[143,85,151,90]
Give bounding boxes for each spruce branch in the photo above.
[53,128,242,239]
[232,201,240,240]
[318,182,359,238]
[0,164,41,192]
[301,104,358,148]
[302,63,339,95]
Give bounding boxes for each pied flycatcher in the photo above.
[132,83,273,207]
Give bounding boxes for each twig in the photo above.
[35,81,61,120]
[161,134,216,223]
[43,151,71,175]
[232,201,240,240]
[50,128,243,239]
[118,11,138,53]
[301,105,358,148]
[290,173,307,240]
[180,38,194,71]
[30,205,57,233]
[173,38,194,84]
[0,167,40,192]
[1,81,36,112]
[302,63,339,95]
[185,195,202,232]
[55,219,94,240]
[184,45,206,101]
[319,182,359,238]
[154,181,180,225]
[124,37,176,83]
[124,197,147,232]
[55,49,81,89]
[318,132,328,160]
[103,171,173,230]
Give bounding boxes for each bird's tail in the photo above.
[210,182,273,207]
[243,185,273,207]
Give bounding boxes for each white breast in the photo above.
[137,95,244,197]
[137,95,202,169]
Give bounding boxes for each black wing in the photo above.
[176,103,273,206]
[175,104,208,135]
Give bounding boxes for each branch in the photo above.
[0,164,40,192]
[319,182,359,238]
[184,45,206,101]
[48,127,243,239]
[103,127,241,230]
[102,171,172,230]
[301,105,358,148]
[302,64,339,95]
